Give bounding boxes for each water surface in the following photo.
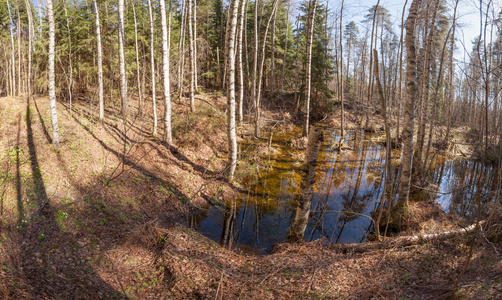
[192,127,497,253]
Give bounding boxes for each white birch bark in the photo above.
[177,0,186,103]
[25,0,33,97]
[302,0,317,137]
[187,0,196,111]
[159,0,172,143]
[93,0,104,122]
[226,0,240,180]
[236,0,247,124]
[193,0,198,90]
[47,0,60,151]
[251,0,259,110]
[6,0,16,96]
[339,0,344,136]
[118,0,128,116]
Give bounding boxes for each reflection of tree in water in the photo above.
[195,128,500,251]
[220,202,237,248]
[422,157,498,219]
[307,131,386,243]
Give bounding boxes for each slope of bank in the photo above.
[0,93,500,299]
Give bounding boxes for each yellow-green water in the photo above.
[192,127,498,253]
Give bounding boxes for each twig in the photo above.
[259,263,288,285]
[106,253,129,299]
[411,184,468,195]
[306,268,318,294]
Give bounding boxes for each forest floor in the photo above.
[0,92,501,299]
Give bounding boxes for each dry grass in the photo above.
[0,93,500,299]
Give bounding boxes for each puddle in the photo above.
[191,127,498,253]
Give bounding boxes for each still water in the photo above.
[191,127,498,253]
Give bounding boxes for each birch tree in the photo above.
[118,0,128,117]
[236,0,247,124]
[24,0,33,97]
[93,0,104,122]
[159,0,172,143]
[188,0,196,112]
[302,0,317,137]
[395,0,421,225]
[47,0,60,150]
[6,0,16,96]
[226,0,240,180]
[339,0,345,136]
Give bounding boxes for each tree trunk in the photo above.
[396,0,409,142]
[193,0,198,91]
[373,49,392,239]
[16,7,21,95]
[178,0,187,104]
[394,0,421,226]
[147,0,157,134]
[415,0,440,175]
[236,0,247,124]
[24,0,33,97]
[365,0,380,129]
[443,0,456,143]
[63,3,73,110]
[302,0,317,137]
[294,14,301,114]
[188,0,196,111]
[339,0,345,136]
[281,0,291,93]
[118,0,128,117]
[133,3,143,115]
[226,0,240,180]
[425,26,452,169]
[6,0,16,96]
[160,0,172,143]
[47,0,60,151]
[254,0,280,138]
[93,0,104,122]
[270,9,276,97]
[252,0,259,112]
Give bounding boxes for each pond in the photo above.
[190,127,498,254]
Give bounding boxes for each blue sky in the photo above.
[324,0,501,63]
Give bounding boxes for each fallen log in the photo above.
[331,221,486,253]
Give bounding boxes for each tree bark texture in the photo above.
[226,0,240,180]
[395,0,422,226]
[160,0,172,143]
[47,0,60,151]
[302,0,317,137]
[118,0,128,117]
[93,0,104,122]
